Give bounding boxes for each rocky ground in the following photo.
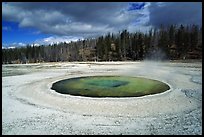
[2,61,202,135]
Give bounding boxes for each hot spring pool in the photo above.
[51,76,170,97]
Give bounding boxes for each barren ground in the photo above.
[2,61,202,135]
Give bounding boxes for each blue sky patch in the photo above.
[2,21,51,47]
[128,3,145,11]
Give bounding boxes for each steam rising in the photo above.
[145,48,168,61]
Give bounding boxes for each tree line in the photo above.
[2,24,202,64]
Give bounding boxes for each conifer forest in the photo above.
[2,24,202,64]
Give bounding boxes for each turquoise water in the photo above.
[86,80,129,88]
[51,76,170,97]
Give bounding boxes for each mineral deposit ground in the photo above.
[2,61,202,135]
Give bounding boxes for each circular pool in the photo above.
[51,76,170,97]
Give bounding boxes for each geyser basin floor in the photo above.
[51,76,170,97]
[2,61,202,135]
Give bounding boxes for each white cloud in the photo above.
[3,42,26,48]
[35,36,83,45]
[2,2,201,44]
[8,46,16,49]
[126,2,151,33]
[31,43,40,47]
[18,42,26,46]
[2,2,150,38]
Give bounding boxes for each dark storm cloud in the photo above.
[148,2,202,27]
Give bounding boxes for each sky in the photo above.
[2,2,202,48]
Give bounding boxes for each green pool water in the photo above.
[51,76,170,97]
